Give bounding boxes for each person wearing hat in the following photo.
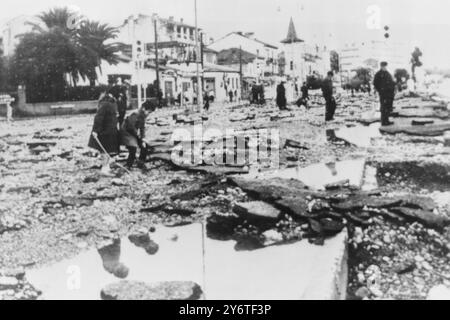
[120,100,156,169]
[322,71,336,121]
[374,61,396,126]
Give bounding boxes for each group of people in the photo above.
[275,61,397,125]
[276,71,336,121]
[88,85,155,176]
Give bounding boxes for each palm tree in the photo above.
[26,7,76,34]
[76,21,126,86]
[25,7,125,86]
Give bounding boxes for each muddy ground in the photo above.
[1,91,449,300]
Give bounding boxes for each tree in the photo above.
[330,50,339,73]
[411,47,423,82]
[76,21,125,86]
[11,7,124,101]
[10,31,80,102]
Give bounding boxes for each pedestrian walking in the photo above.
[88,92,120,176]
[373,61,396,126]
[322,71,336,121]
[276,81,287,110]
[120,100,155,169]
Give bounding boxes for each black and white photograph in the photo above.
[1,0,450,304]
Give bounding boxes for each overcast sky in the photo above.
[2,0,450,68]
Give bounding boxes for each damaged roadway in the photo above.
[0,91,450,300]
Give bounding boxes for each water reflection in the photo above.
[247,159,366,190]
[98,239,129,279]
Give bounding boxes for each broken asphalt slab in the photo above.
[380,123,450,136]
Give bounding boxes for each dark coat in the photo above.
[109,85,127,116]
[321,78,334,98]
[120,109,146,148]
[373,69,395,99]
[88,99,120,154]
[301,85,309,99]
[276,84,287,107]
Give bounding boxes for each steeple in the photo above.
[281,17,304,44]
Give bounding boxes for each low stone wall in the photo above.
[14,100,99,117]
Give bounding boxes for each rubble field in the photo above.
[1,91,450,300]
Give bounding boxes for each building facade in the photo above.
[339,40,410,77]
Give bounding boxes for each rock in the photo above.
[324,179,350,190]
[284,139,309,150]
[262,229,284,246]
[380,123,450,137]
[357,272,366,284]
[355,287,370,299]
[0,268,25,280]
[128,232,159,255]
[354,227,364,244]
[390,207,449,229]
[233,201,281,221]
[427,285,450,300]
[412,119,435,126]
[369,286,383,297]
[101,281,203,300]
[394,261,416,274]
[111,178,126,186]
[0,276,19,290]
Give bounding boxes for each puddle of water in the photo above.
[361,165,379,191]
[25,222,347,300]
[26,224,204,300]
[333,123,381,148]
[246,159,366,190]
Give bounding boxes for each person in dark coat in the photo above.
[251,85,258,104]
[120,100,155,169]
[373,61,396,126]
[109,80,128,127]
[276,81,287,110]
[296,81,310,109]
[322,71,336,121]
[228,90,234,103]
[88,92,120,175]
[203,91,210,111]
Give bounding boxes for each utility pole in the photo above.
[239,46,243,100]
[194,0,203,112]
[153,15,161,107]
[200,32,205,93]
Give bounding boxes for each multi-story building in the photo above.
[0,15,41,56]
[339,40,410,78]
[99,14,239,103]
[208,31,279,79]
[281,17,330,82]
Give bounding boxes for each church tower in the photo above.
[281,17,305,81]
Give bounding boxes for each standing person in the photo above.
[276,81,287,110]
[251,85,258,104]
[373,61,396,126]
[296,81,310,109]
[109,78,128,127]
[120,100,155,170]
[203,91,210,111]
[88,92,120,176]
[228,90,234,103]
[322,71,336,121]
